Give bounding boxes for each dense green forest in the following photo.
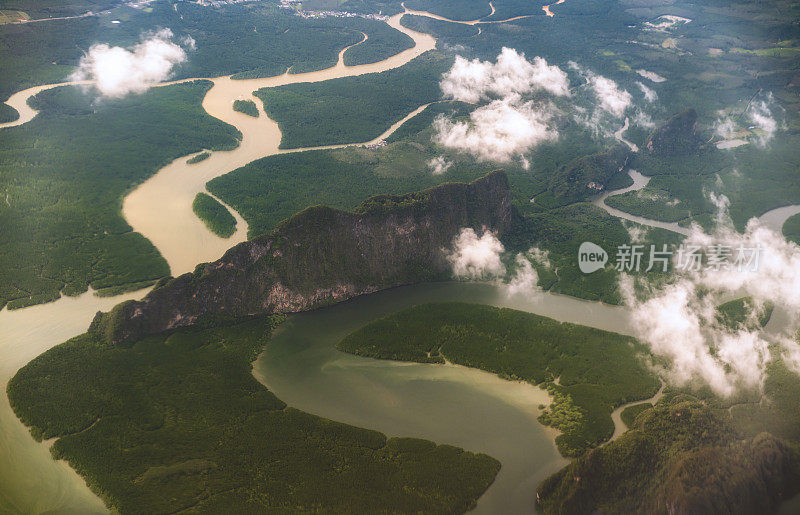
[7,315,499,513]
[396,0,800,232]
[342,22,414,66]
[0,0,121,19]
[537,395,800,514]
[192,193,237,238]
[338,302,661,457]
[231,99,258,118]
[255,52,452,148]
[400,14,480,39]
[0,1,416,102]
[784,213,800,245]
[715,296,774,331]
[0,102,19,123]
[547,144,630,204]
[604,187,694,224]
[505,204,683,303]
[0,81,241,309]
[403,0,492,20]
[619,402,652,429]
[726,358,800,447]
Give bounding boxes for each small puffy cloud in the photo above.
[715,116,738,139]
[748,94,779,147]
[569,61,632,117]
[180,35,197,51]
[632,109,655,129]
[589,74,632,117]
[447,228,506,279]
[636,69,666,82]
[71,29,189,98]
[568,62,634,137]
[506,254,540,295]
[446,234,547,295]
[433,98,558,163]
[427,156,452,175]
[636,81,657,102]
[440,48,570,103]
[526,246,551,269]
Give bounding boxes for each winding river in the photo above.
[2,5,800,514]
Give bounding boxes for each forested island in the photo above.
[8,315,499,512]
[192,193,237,238]
[338,302,661,457]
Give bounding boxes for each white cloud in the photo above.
[714,116,737,139]
[447,228,506,279]
[748,94,778,147]
[632,109,655,129]
[568,62,634,138]
[427,156,452,175]
[180,35,197,51]
[589,74,632,117]
[71,29,189,98]
[434,51,582,165]
[526,246,551,269]
[440,48,571,103]
[506,253,540,295]
[622,196,800,396]
[636,69,666,83]
[636,81,657,102]
[433,98,558,163]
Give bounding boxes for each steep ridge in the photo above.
[92,171,512,344]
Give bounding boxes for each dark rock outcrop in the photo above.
[93,171,513,344]
[646,108,701,156]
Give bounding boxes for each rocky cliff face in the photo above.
[646,108,701,156]
[93,171,512,344]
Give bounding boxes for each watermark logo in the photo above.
[578,241,608,273]
[577,241,762,274]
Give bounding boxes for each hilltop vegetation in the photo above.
[192,193,237,238]
[0,81,241,309]
[715,296,773,331]
[338,302,661,457]
[255,52,452,148]
[645,108,701,157]
[537,395,800,514]
[7,315,500,513]
[547,144,630,204]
